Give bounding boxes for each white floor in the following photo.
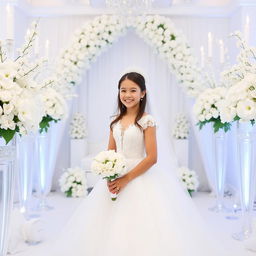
[12,191,256,256]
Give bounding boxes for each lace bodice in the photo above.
[112,115,156,160]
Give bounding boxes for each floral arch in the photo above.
[52,15,208,98]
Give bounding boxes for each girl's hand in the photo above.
[107,175,130,194]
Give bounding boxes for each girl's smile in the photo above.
[119,79,145,109]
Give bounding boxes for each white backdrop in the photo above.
[13,7,251,193]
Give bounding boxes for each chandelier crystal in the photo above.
[105,0,154,16]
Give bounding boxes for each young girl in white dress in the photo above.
[48,72,232,256]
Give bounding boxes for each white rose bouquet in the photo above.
[59,167,88,198]
[177,166,199,197]
[193,87,231,133]
[91,150,126,201]
[172,113,189,139]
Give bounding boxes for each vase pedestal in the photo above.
[173,139,188,167]
[233,122,256,241]
[209,129,228,213]
[70,139,87,167]
[0,138,16,256]
[35,133,53,211]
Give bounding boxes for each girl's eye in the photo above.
[131,90,137,92]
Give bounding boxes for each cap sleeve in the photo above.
[138,114,156,130]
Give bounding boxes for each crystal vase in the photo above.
[0,137,16,256]
[35,132,53,211]
[209,128,228,212]
[16,134,36,218]
[233,121,256,240]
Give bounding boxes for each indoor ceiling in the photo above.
[20,0,234,8]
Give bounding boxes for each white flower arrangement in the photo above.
[220,74,256,123]
[52,15,208,98]
[91,150,126,201]
[220,32,256,123]
[69,112,87,139]
[177,166,199,197]
[52,15,126,96]
[134,15,208,97]
[0,21,68,143]
[59,167,88,198]
[172,113,189,139]
[193,87,231,132]
[0,22,44,143]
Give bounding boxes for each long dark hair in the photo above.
[110,72,147,130]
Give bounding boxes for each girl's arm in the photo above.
[108,126,157,194]
[108,130,116,151]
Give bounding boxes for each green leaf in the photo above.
[234,115,240,121]
[0,129,16,144]
[170,34,176,40]
[65,188,72,197]
[39,115,59,133]
[212,118,232,133]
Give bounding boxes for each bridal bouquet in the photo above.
[59,167,88,198]
[177,166,199,197]
[91,150,126,201]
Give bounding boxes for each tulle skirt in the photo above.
[48,159,231,256]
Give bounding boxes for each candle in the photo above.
[219,39,224,64]
[26,29,30,37]
[45,39,49,59]
[207,32,213,58]
[200,46,205,68]
[244,15,250,44]
[6,3,14,39]
[34,36,39,56]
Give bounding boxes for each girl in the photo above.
[107,72,157,195]
[47,72,232,256]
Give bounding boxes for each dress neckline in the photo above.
[118,114,149,133]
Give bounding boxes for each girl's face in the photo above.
[119,79,145,110]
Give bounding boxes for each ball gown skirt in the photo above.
[47,158,231,256]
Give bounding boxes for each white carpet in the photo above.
[12,191,256,256]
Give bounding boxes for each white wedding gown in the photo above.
[48,114,231,256]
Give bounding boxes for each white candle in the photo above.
[45,39,49,59]
[200,46,205,68]
[207,32,213,58]
[6,3,14,39]
[244,15,250,44]
[26,29,30,37]
[219,39,224,64]
[34,36,39,56]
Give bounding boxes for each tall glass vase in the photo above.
[233,121,256,240]
[0,137,16,256]
[16,134,36,218]
[35,132,53,211]
[209,128,228,212]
